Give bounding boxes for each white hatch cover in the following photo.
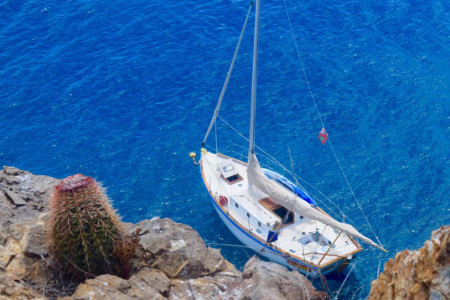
[219,159,238,179]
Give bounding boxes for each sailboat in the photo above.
[196,0,385,277]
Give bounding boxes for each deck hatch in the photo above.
[219,159,243,184]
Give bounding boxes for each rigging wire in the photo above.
[217,131,350,225]
[350,283,367,300]
[217,116,354,224]
[333,263,356,300]
[281,0,384,248]
[328,138,385,247]
[215,119,218,155]
[377,259,381,278]
[202,1,253,146]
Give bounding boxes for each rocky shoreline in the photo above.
[0,166,325,299]
[0,166,448,299]
[368,225,449,299]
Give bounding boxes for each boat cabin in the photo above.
[259,197,294,226]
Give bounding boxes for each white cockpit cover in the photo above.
[247,153,386,251]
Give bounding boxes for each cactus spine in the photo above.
[47,174,128,281]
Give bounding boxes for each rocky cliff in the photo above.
[368,225,449,300]
[0,166,325,300]
[3,166,448,300]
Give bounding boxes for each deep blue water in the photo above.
[1,0,449,298]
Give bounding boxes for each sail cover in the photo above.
[247,154,386,251]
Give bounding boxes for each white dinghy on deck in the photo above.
[195,0,385,277]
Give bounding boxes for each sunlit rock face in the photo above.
[368,226,449,300]
[0,166,59,291]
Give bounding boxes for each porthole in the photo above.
[235,203,239,208]
[246,212,250,218]
[258,221,261,227]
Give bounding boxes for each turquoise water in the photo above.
[1,0,449,298]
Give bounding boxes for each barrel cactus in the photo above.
[47,174,133,281]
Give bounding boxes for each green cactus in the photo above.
[47,174,133,281]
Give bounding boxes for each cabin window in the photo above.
[258,221,261,227]
[246,212,250,218]
[222,164,234,172]
[235,203,239,208]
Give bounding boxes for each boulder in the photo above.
[368,225,450,300]
[132,217,239,279]
[0,270,46,300]
[68,274,135,300]
[221,256,326,300]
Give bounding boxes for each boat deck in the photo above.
[201,151,362,271]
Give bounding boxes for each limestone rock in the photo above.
[3,189,27,206]
[169,270,240,299]
[368,225,450,300]
[24,217,48,258]
[220,256,326,300]
[0,270,46,300]
[69,274,134,300]
[69,269,171,300]
[132,217,239,279]
[0,166,59,296]
[0,166,59,232]
[128,268,171,298]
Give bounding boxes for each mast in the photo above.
[248,0,260,163]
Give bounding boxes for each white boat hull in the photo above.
[208,190,321,277]
[200,151,360,277]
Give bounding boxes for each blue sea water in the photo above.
[1,0,449,298]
